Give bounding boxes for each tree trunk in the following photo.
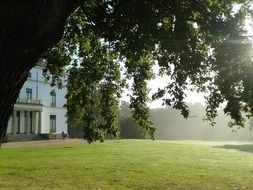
[0,66,32,145]
[0,0,81,146]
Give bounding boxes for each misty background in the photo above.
[120,101,253,141]
[69,101,253,141]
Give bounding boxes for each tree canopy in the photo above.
[1,0,253,144]
[45,0,253,142]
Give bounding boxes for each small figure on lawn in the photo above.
[61,131,69,141]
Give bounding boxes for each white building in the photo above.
[6,63,67,141]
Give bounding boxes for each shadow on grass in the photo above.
[214,144,253,153]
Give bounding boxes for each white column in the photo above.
[38,112,42,134]
[25,111,30,134]
[20,111,25,133]
[34,112,39,134]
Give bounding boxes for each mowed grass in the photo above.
[1,140,253,190]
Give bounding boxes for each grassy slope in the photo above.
[0,140,253,190]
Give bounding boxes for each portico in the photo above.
[7,100,43,136]
[10,109,42,135]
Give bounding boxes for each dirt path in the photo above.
[1,139,86,148]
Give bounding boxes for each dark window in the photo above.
[16,111,20,134]
[26,88,32,99]
[29,112,33,133]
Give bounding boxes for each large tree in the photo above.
[0,0,253,144]
[0,0,81,144]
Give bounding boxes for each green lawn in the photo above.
[1,140,253,190]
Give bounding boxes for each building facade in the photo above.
[6,64,67,141]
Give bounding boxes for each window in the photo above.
[50,115,56,133]
[26,88,32,100]
[51,94,56,107]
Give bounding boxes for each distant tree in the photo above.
[120,101,132,118]
[119,101,144,139]
[1,1,253,144]
[120,117,144,139]
[249,119,253,131]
